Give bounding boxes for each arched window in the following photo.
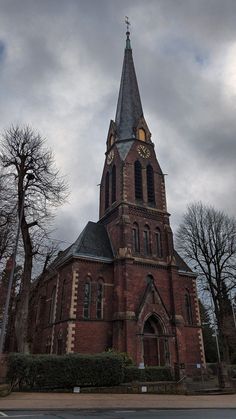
[147,164,155,204]
[105,171,110,209]
[135,160,143,201]
[96,281,103,319]
[185,291,193,325]
[83,280,91,319]
[132,222,140,253]
[57,331,63,355]
[60,279,66,320]
[143,224,151,256]
[49,286,56,324]
[111,165,116,203]
[109,134,114,147]
[138,128,146,141]
[155,228,162,258]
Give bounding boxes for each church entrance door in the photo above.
[143,315,167,367]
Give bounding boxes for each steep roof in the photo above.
[115,31,143,141]
[49,222,114,270]
[174,250,193,273]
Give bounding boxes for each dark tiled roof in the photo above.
[49,222,114,270]
[72,221,114,260]
[174,250,192,273]
[115,40,143,141]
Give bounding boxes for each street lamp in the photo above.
[0,173,34,354]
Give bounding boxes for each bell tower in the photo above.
[99,28,174,262]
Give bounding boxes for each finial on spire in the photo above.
[125,16,131,49]
[125,16,130,32]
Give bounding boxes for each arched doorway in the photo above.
[143,315,168,367]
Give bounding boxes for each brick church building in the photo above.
[29,30,205,373]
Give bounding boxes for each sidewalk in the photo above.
[0,392,236,410]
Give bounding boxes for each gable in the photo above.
[137,277,170,322]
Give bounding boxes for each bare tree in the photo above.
[176,202,236,365]
[0,125,68,353]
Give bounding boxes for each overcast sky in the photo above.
[0,0,236,248]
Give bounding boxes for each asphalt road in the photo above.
[1,410,236,419]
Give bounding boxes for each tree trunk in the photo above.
[14,216,33,353]
[14,287,30,353]
[217,314,231,388]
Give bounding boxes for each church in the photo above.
[30,29,205,375]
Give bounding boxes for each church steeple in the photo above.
[115,27,144,141]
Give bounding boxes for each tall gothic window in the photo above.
[155,228,162,258]
[49,286,56,324]
[132,222,140,253]
[96,281,103,319]
[147,164,155,204]
[59,279,66,320]
[105,171,110,209]
[143,224,151,255]
[185,291,193,325]
[111,165,116,203]
[135,160,143,201]
[57,338,63,355]
[57,331,63,355]
[83,280,91,319]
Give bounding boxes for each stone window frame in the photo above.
[49,286,56,324]
[146,164,155,205]
[105,171,110,209]
[83,278,91,320]
[143,223,151,256]
[155,227,162,258]
[96,279,104,320]
[134,160,143,201]
[111,164,116,204]
[132,222,140,253]
[59,279,66,321]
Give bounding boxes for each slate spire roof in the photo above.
[115,30,144,141]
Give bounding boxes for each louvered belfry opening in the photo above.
[147,164,155,204]
[105,171,110,209]
[111,165,116,203]
[135,160,143,201]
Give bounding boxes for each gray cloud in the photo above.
[0,0,236,249]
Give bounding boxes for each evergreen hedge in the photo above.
[7,353,124,390]
[124,366,173,382]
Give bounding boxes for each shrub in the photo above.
[123,366,173,383]
[105,349,134,366]
[7,353,124,390]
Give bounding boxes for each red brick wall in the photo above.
[27,135,203,371]
[99,141,167,220]
[73,320,112,353]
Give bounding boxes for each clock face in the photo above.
[137,145,150,159]
[107,150,114,165]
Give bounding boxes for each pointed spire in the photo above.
[115,21,143,141]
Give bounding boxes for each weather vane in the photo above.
[125,16,130,32]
